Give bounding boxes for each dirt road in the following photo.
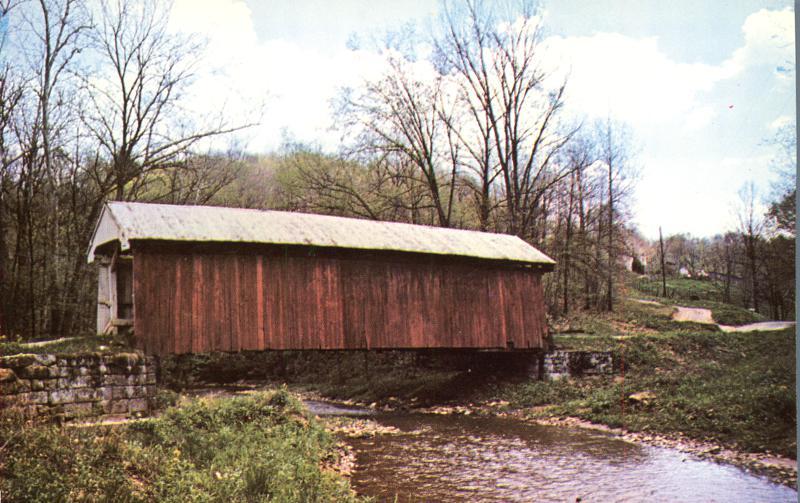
[671,306,716,324]
[719,321,796,333]
[633,298,795,333]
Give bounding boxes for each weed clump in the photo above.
[0,390,360,502]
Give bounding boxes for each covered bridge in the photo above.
[88,202,555,356]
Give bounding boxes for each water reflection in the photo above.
[346,413,796,502]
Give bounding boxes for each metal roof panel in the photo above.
[88,202,556,265]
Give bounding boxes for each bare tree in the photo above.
[0,0,249,339]
[337,0,579,237]
[81,0,243,202]
[551,133,597,315]
[766,121,796,236]
[338,48,460,227]
[0,1,26,334]
[2,0,89,337]
[434,0,576,242]
[709,232,742,304]
[278,146,389,220]
[736,181,764,311]
[598,118,634,310]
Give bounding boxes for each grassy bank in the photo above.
[496,328,796,458]
[0,390,361,502]
[508,298,794,458]
[553,297,722,339]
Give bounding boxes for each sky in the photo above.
[167,0,796,240]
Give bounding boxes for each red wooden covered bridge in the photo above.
[88,202,555,356]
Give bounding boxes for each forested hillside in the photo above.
[0,0,793,340]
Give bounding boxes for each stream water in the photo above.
[306,401,797,502]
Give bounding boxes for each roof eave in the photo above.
[125,237,557,269]
[87,203,129,264]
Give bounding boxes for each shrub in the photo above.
[0,391,361,502]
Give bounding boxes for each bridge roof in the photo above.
[88,201,555,266]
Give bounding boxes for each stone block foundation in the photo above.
[0,351,157,420]
[542,350,614,380]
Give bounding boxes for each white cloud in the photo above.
[538,7,794,237]
[635,153,774,238]
[540,8,794,128]
[540,33,731,126]
[684,106,715,131]
[170,0,257,50]
[168,0,389,151]
[726,8,795,79]
[769,114,794,130]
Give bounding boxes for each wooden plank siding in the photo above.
[132,244,548,355]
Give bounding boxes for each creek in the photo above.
[306,401,797,502]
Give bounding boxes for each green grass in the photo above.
[635,277,727,300]
[0,334,133,356]
[0,390,361,502]
[552,298,720,351]
[494,328,796,457]
[545,294,794,455]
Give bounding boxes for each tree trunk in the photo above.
[659,227,667,297]
[562,172,576,315]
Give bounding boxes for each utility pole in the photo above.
[659,226,667,297]
[606,129,614,312]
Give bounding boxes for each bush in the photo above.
[0,391,361,502]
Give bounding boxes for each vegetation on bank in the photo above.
[0,390,361,503]
[511,298,795,458]
[0,333,132,356]
[675,299,767,326]
[498,328,796,458]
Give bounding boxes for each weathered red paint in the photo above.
[132,243,549,355]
